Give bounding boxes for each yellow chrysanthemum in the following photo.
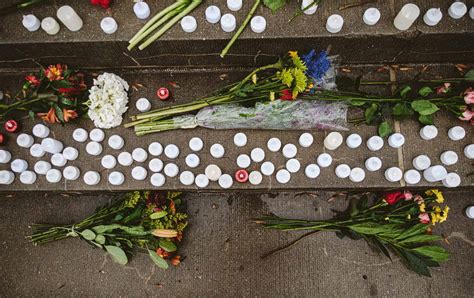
[288,51,298,58]
[419,203,426,213]
[426,189,444,203]
[252,74,257,84]
[433,206,442,213]
[439,206,450,223]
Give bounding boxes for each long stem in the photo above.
[220,0,261,58]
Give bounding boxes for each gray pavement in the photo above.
[1,190,473,297]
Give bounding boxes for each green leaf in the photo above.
[367,236,391,260]
[53,103,64,123]
[263,0,288,13]
[413,246,450,262]
[378,121,392,138]
[411,100,439,116]
[349,100,367,107]
[150,211,168,219]
[396,224,429,240]
[398,249,432,277]
[95,234,106,245]
[392,103,414,118]
[418,87,433,97]
[93,224,122,234]
[418,114,434,125]
[80,229,96,241]
[148,249,169,269]
[364,103,378,125]
[349,222,392,235]
[400,234,442,244]
[105,245,128,265]
[400,86,412,98]
[159,239,177,252]
[464,69,474,82]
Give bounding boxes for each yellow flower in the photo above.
[426,189,444,203]
[419,203,426,213]
[407,214,411,220]
[433,206,442,213]
[252,73,257,84]
[269,92,275,101]
[384,217,390,221]
[439,206,450,223]
[288,51,298,58]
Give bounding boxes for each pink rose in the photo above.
[404,191,413,201]
[459,110,473,121]
[464,88,474,104]
[418,213,430,224]
[435,83,451,94]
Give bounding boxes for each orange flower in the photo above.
[175,232,183,242]
[37,107,59,124]
[45,64,65,81]
[156,248,170,258]
[169,201,176,215]
[170,255,181,266]
[63,109,78,122]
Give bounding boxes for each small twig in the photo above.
[339,0,376,10]
[261,230,322,259]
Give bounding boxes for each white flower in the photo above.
[87,72,129,129]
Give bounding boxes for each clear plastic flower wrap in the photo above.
[170,100,348,131]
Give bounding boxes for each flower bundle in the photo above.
[86,72,129,129]
[0,64,87,124]
[29,191,188,269]
[257,190,450,277]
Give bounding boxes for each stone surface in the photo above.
[0,190,473,296]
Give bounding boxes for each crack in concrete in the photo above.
[446,232,474,247]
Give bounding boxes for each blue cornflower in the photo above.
[302,49,331,81]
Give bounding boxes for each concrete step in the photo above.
[0,63,472,192]
[0,0,473,68]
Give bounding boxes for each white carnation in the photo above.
[87,72,129,129]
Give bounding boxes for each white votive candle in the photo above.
[89,128,105,142]
[41,138,63,154]
[299,133,314,148]
[365,157,382,172]
[236,154,251,168]
[46,169,62,183]
[404,169,421,185]
[350,167,366,183]
[63,166,80,181]
[205,164,221,181]
[108,135,124,150]
[448,126,465,141]
[267,137,282,152]
[118,152,133,166]
[189,137,203,152]
[423,8,443,26]
[180,171,195,186]
[32,124,50,138]
[41,17,60,35]
[17,133,34,148]
[195,174,209,188]
[335,164,351,179]
[261,161,275,176]
[57,5,83,32]
[388,133,405,148]
[250,16,266,33]
[227,0,242,11]
[234,133,247,147]
[185,154,200,168]
[205,5,221,24]
[181,16,197,33]
[326,14,344,33]
[133,1,151,19]
[440,151,458,166]
[413,155,431,171]
[148,142,163,156]
[448,2,467,19]
[276,169,291,184]
[346,133,362,149]
[394,4,420,31]
[464,144,474,159]
[108,171,125,186]
[317,153,332,168]
[84,171,100,186]
[20,171,37,185]
[367,136,384,151]
[34,161,51,175]
[164,144,180,159]
[22,14,41,32]
[423,165,448,182]
[302,0,318,15]
[385,167,403,182]
[136,98,151,112]
[132,148,148,163]
[0,150,11,164]
[86,142,102,156]
[251,148,265,163]
[218,174,233,189]
[151,173,166,187]
[0,170,15,185]
[30,144,45,158]
[363,8,381,25]
[420,125,438,140]
[305,164,320,179]
[286,159,301,173]
[249,171,263,186]
[132,166,148,180]
[101,17,118,34]
[282,144,298,159]
[148,158,163,172]
[470,7,474,19]
[164,163,179,177]
[221,13,236,32]
[442,173,461,188]
[101,155,117,169]
[73,128,88,142]
[11,159,28,173]
[63,148,79,163]
[324,132,343,150]
[210,144,225,159]
[51,153,67,167]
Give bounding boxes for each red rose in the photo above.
[280,89,293,101]
[25,75,40,86]
[384,191,404,205]
[90,0,111,9]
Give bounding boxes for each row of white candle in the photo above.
[22,5,83,34]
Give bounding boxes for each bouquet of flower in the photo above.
[29,191,188,269]
[257,190,450,277]
[86,72,129,129]
[0,64,88,124]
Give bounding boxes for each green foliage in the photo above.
[159,239,178,252]
[418,87,433,97]
[105,245,128,265]
[263,0,288,12]
[411,100,439,116]
[400,86,412,98]
[378,121,392,138]
[364,103,378,124]
[148,249,169,269]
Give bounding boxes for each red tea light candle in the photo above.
[157,87,170,100]
[4,120,19,133]
[0,133,5,145]
[235,169,249,183]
